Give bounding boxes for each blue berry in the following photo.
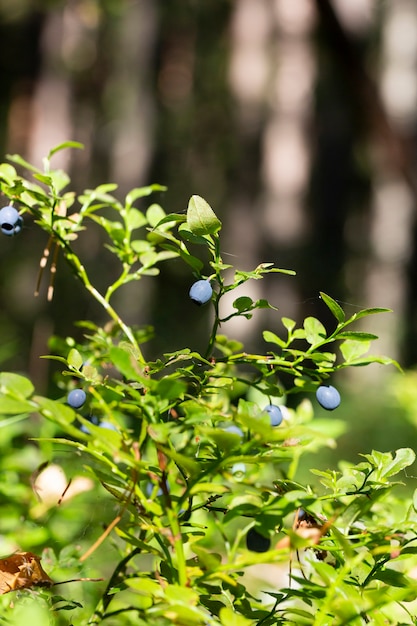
[223,424,243,438]
[189,279,212,305]
[246,527,271,553]
[145,481,167,497]
[67,388,87,409]
[263,404,283,426]
[316,384,340,411]
[99,420,117,431]
[80,414,99,434]
[0,206,23,236]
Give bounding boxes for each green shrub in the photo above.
[0,142,416,625]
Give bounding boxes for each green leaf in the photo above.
[381,448,415,478]
[263,330,285,348]
[126,208,147,231]
[304,317,326,345]
[109,346,144,382]
[282,317,297,332]
[125,184,167,208]
[373,568,413,587]
[155,377,187,401]
[220,607,252,626]
[0,372,34,399]
[342,355,400,369]
[67,348,83,370]
[348,307,392,322]
[256,298,276,309]
[340,339,371,362]
[178,224,209,245]
[320,292,345,322]
[160,447,200,475]
[34,397,80,438]
[33,173,52,185]
[48,141,84,159]
[7,153,43,174]
[161,243,204,272]
[146,203,166,227]
[186,195,221,236]
[189,482,229,496]
[49,169,71,193]
[336,331,378,341]
[0,163,18,185]
[233,296,253,312]
[0,396,35,414]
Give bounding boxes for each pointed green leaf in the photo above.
[67,348,83,370]
[125,184,167,208]
[348,307,392,322]
[161,243,204,272]
[7,153,43,174]
[320,292,345,322]
[187,195,221,235]
[336,331,378,341]
[48,141,84,159]
[343,355,401,369]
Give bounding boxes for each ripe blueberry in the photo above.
[80,414,99,434]
[223,424,243,438]
[67,388,87,409]
[0,206,23,236]
[145,481,167,497]
[189,279,212,305]
[99,420,117,431]
[246,527,271,553]
[263,404,283,426]
[316,384,340,411]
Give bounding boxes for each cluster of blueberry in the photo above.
[189,279,341,551]
[189,279,341,411]
[0,206,23,236]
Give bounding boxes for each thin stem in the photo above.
[204,302,221,360]
[167,509,187,586]
[105,264,131,302]
[64,250,145,364]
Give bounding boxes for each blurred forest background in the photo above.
[1,0,417,459]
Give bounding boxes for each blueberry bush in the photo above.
[0,142,416,625]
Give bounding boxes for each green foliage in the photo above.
[0,143,415,624]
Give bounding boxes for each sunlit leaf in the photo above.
[187,195,221,235]
[47,141,84,159]
[304,317,326,345]
[320,292,345,323]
